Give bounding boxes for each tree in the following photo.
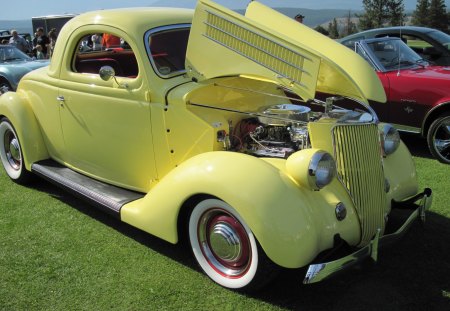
[358,0,406,29]
[412,0,430,26]
[388,0,406,26]
[314,25,329,36]
[358,0,391,30]
[328,18,340,39]
[428,0,448,32]
[343,10,358,36]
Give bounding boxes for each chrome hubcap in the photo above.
[198,209,251,277]
[433,118,450,161]
[4,130,21,170]
[209,222,242,262]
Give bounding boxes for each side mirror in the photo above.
[99,65,115,81]
[99,65,128,89]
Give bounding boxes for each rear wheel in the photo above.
[0,78,11,94]
[427,113,450,164]
[0,118,31,183]
[188,199,278,291]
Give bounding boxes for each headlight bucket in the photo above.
[380,124,400,156]
[286,149,336,190]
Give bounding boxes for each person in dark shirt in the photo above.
[33,27,50,58]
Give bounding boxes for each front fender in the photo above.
[384,140,419,202]
[0,90,49,170]
[121,151,359,268]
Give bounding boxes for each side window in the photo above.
[147,27,190,77]
[73,32,139,78]
[401,34,432,54]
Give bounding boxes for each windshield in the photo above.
[366,39,425,70]
[428,30,450,50]
[0,46,31,62]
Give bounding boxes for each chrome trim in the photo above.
[393,123,421,134]
[144,24,191,79]
[308,151,336,190]
[303,188,432,284]
[331,123,386,245]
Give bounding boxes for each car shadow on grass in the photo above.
[28,179,197,268]
[400,132,433,159]
[28,175,449,311]
[252,213,450,310]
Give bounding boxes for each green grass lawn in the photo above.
[1,135,449,310]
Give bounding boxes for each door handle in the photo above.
[57,96,65,101]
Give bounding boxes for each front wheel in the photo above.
[188,199,278,291]
[427,113,450,164]
[0,118,31,183]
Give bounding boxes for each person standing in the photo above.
[47,28,58,57]
[33,27,50,58]
[295,13,305,24]
[8,30,29,53]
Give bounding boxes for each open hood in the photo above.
[185,0,386,104]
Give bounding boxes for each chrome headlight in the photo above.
[309,152,336,189]
[286,149,336,190]
[380,124,400,156]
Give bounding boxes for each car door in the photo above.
[382,70,430,131]
[57,26,157,192]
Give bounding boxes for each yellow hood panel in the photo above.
[186,0,386,104]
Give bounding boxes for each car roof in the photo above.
[339,26,439,42]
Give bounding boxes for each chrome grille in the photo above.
[333,124,386,246]
[203,10,312,89]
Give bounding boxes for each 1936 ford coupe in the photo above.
[0,0,432,291]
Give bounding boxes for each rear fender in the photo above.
[0,91,48,170]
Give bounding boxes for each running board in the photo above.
[31,160,144,218]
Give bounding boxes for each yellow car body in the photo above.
[0,0,431,290]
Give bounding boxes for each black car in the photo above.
[339,26,450,66]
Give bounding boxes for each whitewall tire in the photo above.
[0,118,31,183]
[188,198,277,291]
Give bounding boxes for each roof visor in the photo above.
[185,0,386,104]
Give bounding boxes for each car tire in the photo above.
[0,118,32,183]
[188,198,279,292]
[427,113,450,164]
[0,78,11,94]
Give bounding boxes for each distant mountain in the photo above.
[1,6,362,31]
[150,0,420,10]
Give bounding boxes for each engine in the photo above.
[231,104,311,158]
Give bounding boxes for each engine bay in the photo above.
[224,101,375,158]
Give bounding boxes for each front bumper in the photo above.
[303,188,432,284]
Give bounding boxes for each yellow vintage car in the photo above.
[0,0,432,291]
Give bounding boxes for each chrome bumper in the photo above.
[303,188,432,284]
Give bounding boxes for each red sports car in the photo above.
[353,37,450,164]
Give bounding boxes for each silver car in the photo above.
[0,45,49,94]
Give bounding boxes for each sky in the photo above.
[1,0,449,21]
